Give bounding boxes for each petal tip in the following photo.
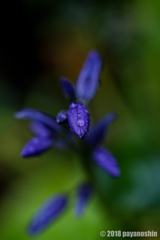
[68,102,90,138]
[92,147,121,178]
[74,183,93,217]
[76,50,103,103]
[56,110,68,124]
[27,194,68,235]
[20,137,53,158]
[60,77,75,101]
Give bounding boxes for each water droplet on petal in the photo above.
[76,118,85,127]
[70,103,77,108]
[61,114,66,119]
[77,113,81,117]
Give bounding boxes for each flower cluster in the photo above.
[15,50,120,236]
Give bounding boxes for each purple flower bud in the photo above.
[21,137,54,158]
[68,102,90,138]
[92,147,121,177]
[86,112,118,148]
[60,77,76,101]
[75,183,93,217]
[29,121,52,137]
[56,110,68,124]
[76,50,103,103]
[15,108,61,133]
[28,194,68,236]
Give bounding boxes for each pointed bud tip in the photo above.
[106,112,119,122]
[75,183,93,217]
[27,194,68,236]
[68,102,90,138]
[56,110,68,124]
[76,49,103,103]
[92,147,121,178]
[86,112,118,149]
[60,77,76,101]
[21,137,53,158]
[14,111,24,119]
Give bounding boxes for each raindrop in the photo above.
[61,114,66,119]
[76,118,85,127]
[70,103,77,108]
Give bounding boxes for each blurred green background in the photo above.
[0,0,160,239]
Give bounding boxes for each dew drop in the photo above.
[61,114,66,119]
[76,118,85,127]
[77,113,81,117]
[70,102,77,108]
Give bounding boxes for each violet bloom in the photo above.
[59,50,103,138]
[74,183,93,217]
[73,113,121,220]
[28,194,68,236]
[14,49,121,235]
[15,50,103,156]
[27,182,93,236]
[15,108,66,158]
[15,110,120,235]
[86,112,121,178]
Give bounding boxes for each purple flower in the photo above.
[28,182,93,236]
[86,112,118,149]
[56,110,68,124]
[68,102,90,138]
[15,109,66,158]
[76,50,103,103]
[92,148,120,178]
[21,136,54,158]
[28,194,68,236]
[15,110,120,232]
[15,49,121,235]
[86,112,121,177]
[60,77,76,101]
[29,121,52,138]
[59,50,103,138]
[74,183,93,217]
[15,108,61,133]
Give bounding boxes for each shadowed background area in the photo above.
[0,0,160,239]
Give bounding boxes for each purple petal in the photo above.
[29,121,52,137]
[68,102,90,138]
[15,108,61,133]
[21,137,54,158]
[76,50,103,103]
[60,77,76,100]
[28,194,68,236]
[92,147,121,177]
[86,112,118,148]
[75,183,93,217]
[56,110,68,124]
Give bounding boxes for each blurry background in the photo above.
[0,0,160,239]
